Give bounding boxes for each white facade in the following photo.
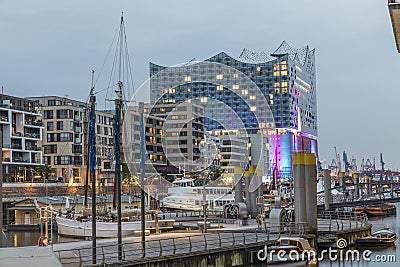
[0,96,43,182]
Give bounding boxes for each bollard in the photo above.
[365,175,372,196]
[234,166,244,203]
[304,153,317,233]
[293,153,306,225]
[323,169,331,211]
[339,171,346,189]
[244,170,251,213]
[353,173,360,200]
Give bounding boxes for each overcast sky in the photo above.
[1,0,399,169]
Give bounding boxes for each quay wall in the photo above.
[98,242,273,267]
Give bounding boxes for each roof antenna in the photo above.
[1,86,3,94]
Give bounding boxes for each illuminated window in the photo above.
[281,61,287,70]
[168,88,175,93]
[273,71,280,76]
[273,64,279,71]
[216,74,223,80]
[187,88,191,92]
[241,89,248,95]
[233,74,239,78]
[250,106,257,111]
[184,76,192,82]
[216,85,223,91]
[281,71,288,76]
[281,82,288,87]
[249,95,256,100]
[200,97,208,103]
[269,94,273,99]
[256,66,261,71]
[270,100,274,105]
[232,84,240,90]
[274,82,280,88]
[162,89,168,94]
[275,88,280,93]
[282,88,288,93]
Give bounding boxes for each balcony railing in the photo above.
[25,120,43,127]
[24,132,40,139]
[11,144,22,149]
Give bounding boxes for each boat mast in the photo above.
[88,71,97,264]
[113,13,124,261]
[84,70,95,208]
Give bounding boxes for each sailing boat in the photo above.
[55,15,174,238]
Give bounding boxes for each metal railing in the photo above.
[54,223,309,266]
[317,210,369,232]
[55,231,266,266]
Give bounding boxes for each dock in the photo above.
[53,210,371,267]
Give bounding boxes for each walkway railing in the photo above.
[55,231,265,267]
[317,210,369,232]
[54,223,308,266]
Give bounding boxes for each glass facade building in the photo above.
[150,41,318,179]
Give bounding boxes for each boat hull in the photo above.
[56,216,141,238]
[355,238,396,246]
[56,217,175,238]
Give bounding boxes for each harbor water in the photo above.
[248,203,400,267]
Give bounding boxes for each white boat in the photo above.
[56,216,175,238]
[162,178,235,211]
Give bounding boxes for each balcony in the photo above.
[24,132,40,139]
[11,144,22,150]
[0,116,8,123]
[12,157,29,163]
[25,120,43,127]
[26,145,41,151]
[73,127,82,133]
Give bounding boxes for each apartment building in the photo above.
[29,96,114,184]
[0,94,43,182]
[125,102,204,176]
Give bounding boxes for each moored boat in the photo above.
[355,228,397,246]
[257,237,317,265]
[162,178,234,211]
[354,203,396,217]
[56,215,175,238]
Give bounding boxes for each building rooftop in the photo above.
[389,0,400,52]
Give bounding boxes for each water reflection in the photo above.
[4,231,79,247]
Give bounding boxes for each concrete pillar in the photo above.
[234,166,243,203]
[248,166,258,217]
[304,153,317,233]
[353,173,359,200]
[365,175,372,196]
[293,153,306,225]
[244,170,250,214]
[339,171,346,189]
[323,169,331,211]
[390,176,394,198]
